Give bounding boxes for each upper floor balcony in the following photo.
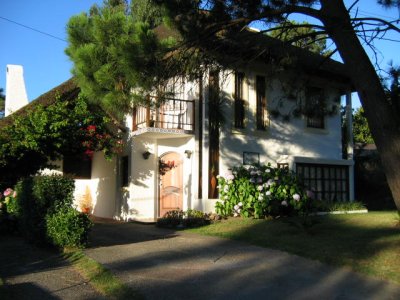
[132,97,195,137]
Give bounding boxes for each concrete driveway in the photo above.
[85,220,400,300]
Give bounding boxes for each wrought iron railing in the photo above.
[132,97,195,132]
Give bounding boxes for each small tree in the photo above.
[353,107,374,145]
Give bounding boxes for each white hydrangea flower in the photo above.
[266,191,271,196]
[234,205,239,210]
[238,202,243,207]
[281,200,288,206]
[257,185,263,191]
[293,193,301,201]
[258,195,264,201]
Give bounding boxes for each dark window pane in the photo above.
[306,87,325,129]
[234,72,245,128]
[296,163,349,202]
[121,156,129,187]
[63,155,91,179]
[256,76,266,130]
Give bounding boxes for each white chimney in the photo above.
[5,65,29,116]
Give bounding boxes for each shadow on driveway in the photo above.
[0,236,103,300]
[86,220,400,300]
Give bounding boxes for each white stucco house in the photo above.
[4,29,355,222]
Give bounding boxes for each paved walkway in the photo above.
[0,236,103,300]
[86,220,400,300]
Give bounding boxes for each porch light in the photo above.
[184,150,193,159]
[142,151,151,160]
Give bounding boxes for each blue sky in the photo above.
[0,0,399,108]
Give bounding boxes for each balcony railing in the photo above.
[132,97,195,132]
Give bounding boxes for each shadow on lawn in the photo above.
[84,214,400,299]
[221,214,400,267]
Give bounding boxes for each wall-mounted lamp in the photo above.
[184,150,193,159]
[142,151,151,160]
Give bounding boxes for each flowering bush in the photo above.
[81,124,124,160]
[215,164,316,218]
[1,188,20,216]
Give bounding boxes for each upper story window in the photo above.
[256,75,267,130]
[306,87,325,129]
[234,72,245,128]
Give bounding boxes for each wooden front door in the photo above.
[159,152,183,217]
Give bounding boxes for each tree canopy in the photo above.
[268,20,331,56]
[65,0,175,119]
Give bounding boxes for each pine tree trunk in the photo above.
[320,0,400,211]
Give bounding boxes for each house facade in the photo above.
[4,40,355,222]
[71,62,354,222]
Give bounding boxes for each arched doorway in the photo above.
[159,152,183,217]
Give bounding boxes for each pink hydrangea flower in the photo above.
[3,188,13,197]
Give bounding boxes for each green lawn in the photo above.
[188,211,400,284]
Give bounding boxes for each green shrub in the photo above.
[14,175,75,244]
[157,209,210,228]
[215,164,316,219]
[32,175,75,213]
[323,201,366,212]
[46,207,93,248]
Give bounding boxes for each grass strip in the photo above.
[189,211,400,284]
[63,249,144,300]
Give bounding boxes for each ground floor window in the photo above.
[63,155,92,179]
[296,163,349,202]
